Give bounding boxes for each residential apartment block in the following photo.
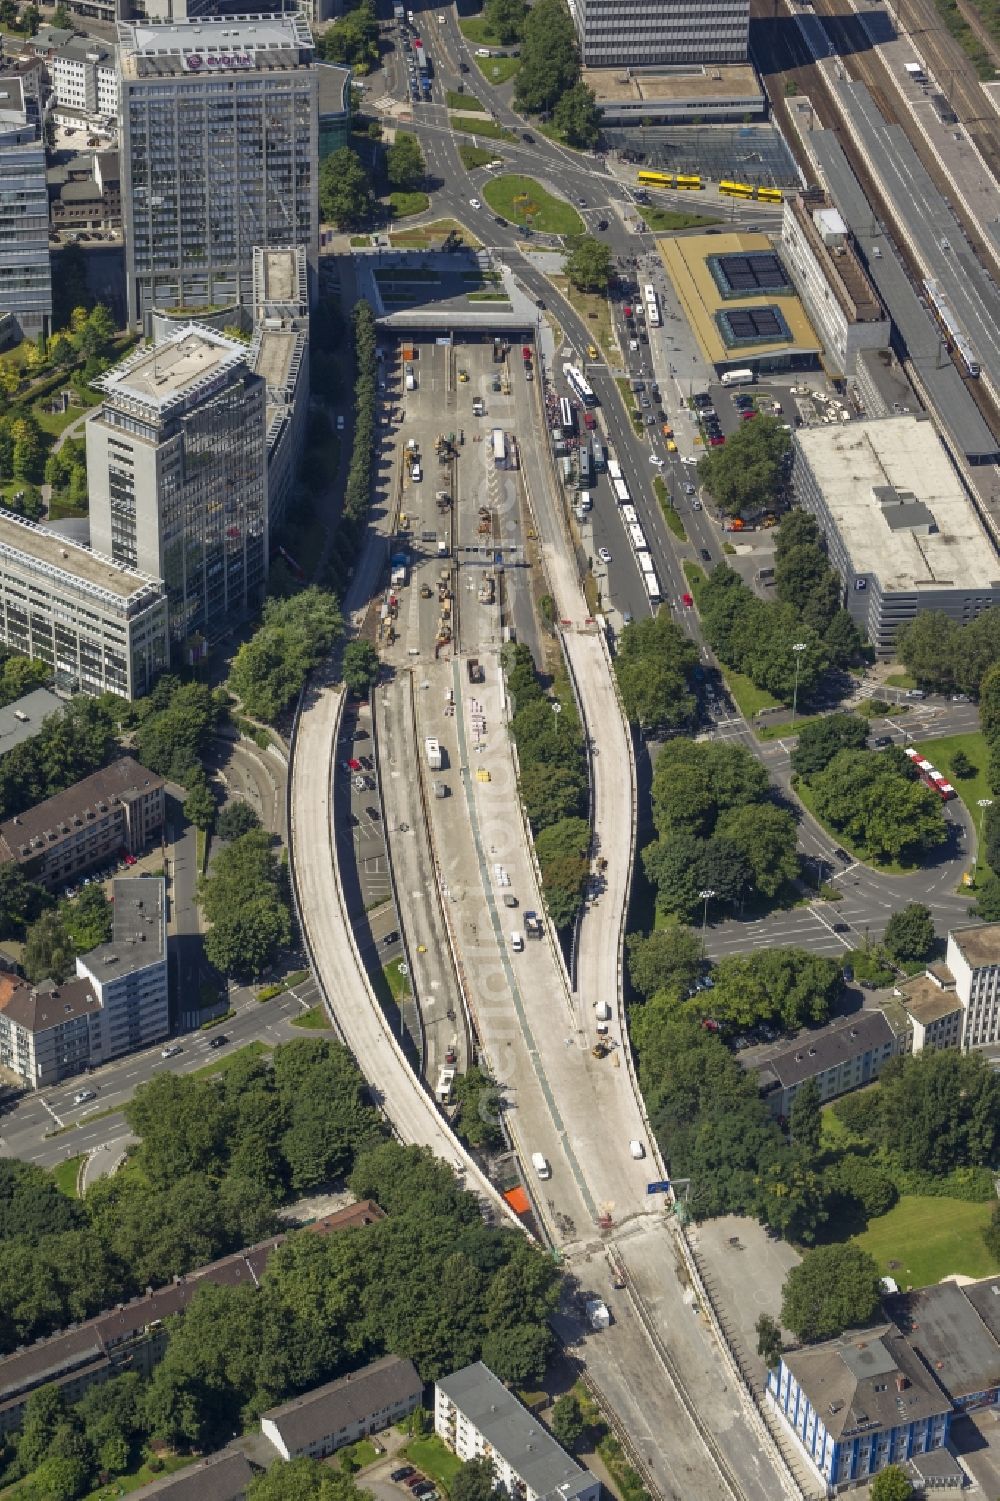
[0,76,52,340]
[0,973,103,1089]
[0,511,168,698]
[435,1363,600,1501]
[118,15,318,328]
[767,1326,952,1491]
[262,1356,422,1462]
[791,416,1000,655]
[87,324,267,647]
[566,0,748,69]
[0,756,164,892]
[0,1202,384,1436]
[944,923,1000,1049]
[75,876,169,1062]
[780,192,889,378]
[892,967,964,1053]
[744,1011,900,1119]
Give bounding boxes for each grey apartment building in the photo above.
[791,415,1000,655]
[567,0,748,68]
[0,76,52,339]
[117,14,318,329]
[87,323,267,648]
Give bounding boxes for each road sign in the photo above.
[646,1180,671,1196]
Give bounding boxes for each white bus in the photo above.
[613,479,631,505]
[628,523,647,552]
[563,362,597,406]
[720,368,755,387]
[642,569,662,603]
[559,396,575,433]
[621,504,638,526]
[492,428,507,463]
[644,283,661,328]
[608,457,623,483]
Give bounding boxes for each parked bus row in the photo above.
[643,283,661,329]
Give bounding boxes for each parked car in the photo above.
[391,1469,415,1483]
[208,1034,229,1049]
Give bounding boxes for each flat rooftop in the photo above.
[98,324,247,417]
[582,62,760,103]
[794,416,1000,593]
[260,249,299,304]
[890,1282,1000,1400]
[118,13,313,75]
[255,328,299,393]
[950,922,1000,968]
[81,875,166,982]
[0,510,162,602]
[788,193,883,324]
[660,231,821,368]
[0,688,63,757]
[894,972,961,1027]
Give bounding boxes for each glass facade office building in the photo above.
[567,0,748,67]
[118,15,318,328]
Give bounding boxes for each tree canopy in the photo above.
[807,748,948,864]
[513,0,580,114]
[319,148,374,229]
[199,829,293,978]
[881,903,935,963]
[781,1243,882,1342]
[229,588,342,724]
[697,566,831,705]
[696,415,790,518]
[563,236,611,293]
[790,713,869,777]
[387,132,425,192]
[613,612,698,734]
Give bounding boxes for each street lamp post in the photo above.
[790,641,808,728]
[975,798,994,886]
[699,888,715,957]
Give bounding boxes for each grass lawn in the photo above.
[33,401,90,439]
[389,191,430,219]
[468,290,511,300]
[683,561,708,589]
[615,377,646,439]
[449,115,516,142]
[189,1039,271,1081]
[654,475,687,540]
[389,219,481,249]
[475,53,520,83]
[853,1194,1000,1287]
[482,175,583,234]
[885,670,917,689]
[382,959,411,1003]
[337,1438,380,1471]
[913,730,991,821]
[723,668,781,719]
[457,13,500,43]
[52,1154,84,1198]
[47,494,89,521]
[350,234,372,247]
[448,89,486,110]
[458,143,497,169]
[402,1436,464,1495]
[80,1455,193,1500]
[757,711,832,741]
[549,274,616,360]
[638,207,722,232]
[290,1005,331,1029]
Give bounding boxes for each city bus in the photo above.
[642,569,662,603]
[607,457,623,483]
[559,396,575,433]
[643,284,661,328]
[613,479,631,505]
[637,170,674,188]
[719,179,754,198]
[563,363,597,406]
[674,175,701,191]
[756,186,784,203]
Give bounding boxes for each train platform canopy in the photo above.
[659,231,822,372]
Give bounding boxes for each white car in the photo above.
[161,1043,183,1059]
[629,339,639,352]
[649,455,665,468]
[475,46,492,55]
[469,197,481,209]
[684,483,696,494]
[73,1089,96,1105]
[598,546,612,564]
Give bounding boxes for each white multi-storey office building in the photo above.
[87,323,268,648]
[117,14,319,329]
[566,0,748,69]
[76,877,169,1062]
[0,512,167,699]
[50,37,119,117]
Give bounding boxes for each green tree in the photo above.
[708,949,842,1031]
[755,1312,783,1369]
[387,131,425,191]
[627,921,703,1000]
[971,872,1000,919]
[614,613,698,734]
[513,0,580,113]
[823,1153,897,1223]
[319,147,373,229]
[552,82,600,146]
[896,610,959,693]
[26,1454,90,1501]
[781,1243,882,1342]
[535,817,590,929]
[23,908,74,983]
[0,864,48,938]
[790,713,869,777]
[62,885,112,954]
[875,1049,1000,1174]
[755,1152,827,1243]
[715,802,799,898]
[229,588,342,722]
[808,749,947,863]
[950,748,975,779]
[982,1202,1000,1261]
[51,0,72,25]
[17,1385,69,1472]
[248,1459,364,1501]
[550,1393,585,1450]
[869,1465,914,1501]
[0,0,18,27]
[320,0,379,69]
[882,902,934,962]
[824,609,862,667]
[696,415,790,518]
[789,1077,822,1155]
[518,761,586,831]
[563,236,612,293]
[452,1457,507,1501]
[183,769,216,832]
[20,2,39,33]
[484,0,528,41]
[216,801,261,841]
[342,640,381,697]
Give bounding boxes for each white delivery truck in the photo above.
[425,737,443,770]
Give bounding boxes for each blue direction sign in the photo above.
[646,1180,672,1196]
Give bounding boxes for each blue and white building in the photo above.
[767,1326,951,1492]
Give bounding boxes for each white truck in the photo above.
[586,1298,611,1331]
[425,737,443,771]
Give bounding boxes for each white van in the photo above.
[595,1001,612,1022]
[629,1139,646,1160]
[510,931,524,952]
[411,462,422,482]
[532,1151,551,1179]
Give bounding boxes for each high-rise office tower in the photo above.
[0,77,52,339]
[87,323,268,649]
[568,0,748,67]
[117,15,318,329]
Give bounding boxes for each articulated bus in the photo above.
[636,171,702,191]
[720,179,785,202]
[563,363,597,406]
[757,186,784,203]
[643,284,662,329]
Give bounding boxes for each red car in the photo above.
[709,434,725,446]
[740,409,757,421]
[682,592,694,607]
[583,411,596,431]
[623,305,632,318]
[347,758,362,773]
[521,345,532,361]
